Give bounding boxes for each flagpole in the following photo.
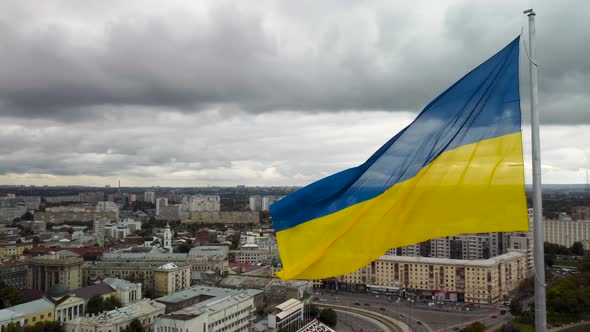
[524,8,546,332]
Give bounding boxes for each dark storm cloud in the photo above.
[0,0,587,123]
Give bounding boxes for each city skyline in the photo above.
[0,1,588,187]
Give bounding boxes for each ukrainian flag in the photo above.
[271,37,528,280]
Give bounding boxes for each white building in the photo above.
[268,299,304,331]
[96,201,119,220]
[102,278,143,306]
[545,219,590,249]
[156,197,168,216]
[249,195,262,211]
[182,195,221,212]
[65,299,165,332]
[154,287,254,332]
[261,196,284,212]
[163,224,172,253]
[144,192,156,204]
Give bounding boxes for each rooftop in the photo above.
[74,300,165,326]
[72,284,115,300]
[102,278,141,290]
[377,251,526,267]
[0,309,25,322]
[8,298,54,315]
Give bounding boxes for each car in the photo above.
[417,321,423,325]
[364,303,370,306]
[453,328,460,331]
[354,302,360,306]
[399,314,405,317]
[500,310,507,315]
[491,315,497,318]
[379,307,386,311]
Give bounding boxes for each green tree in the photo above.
[21,211,34,221]
[121,319,144,332]
[318,308,337,327]
[509,297,523,317]
[545,254,555,267]
[461,321,486,332]
[4,322,24,332]
[104,295,123,311]
[580,252,590,273]
[176,242,192,253]
[86,295,104,315]
[24,321,64,332]
[572,241,585,256]
[0,287,25,308]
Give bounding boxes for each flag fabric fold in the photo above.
[271,36,528,280]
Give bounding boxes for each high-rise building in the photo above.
[261,196,284,211]
[153,263,191,297]
[144,191,156,204]
[249,195,262,211]
[96,201,119,220]
[156,197,168,216]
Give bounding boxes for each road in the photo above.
[313,291,505,331]
[318,303,408,332]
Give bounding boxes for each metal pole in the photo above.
[523,8,546,332]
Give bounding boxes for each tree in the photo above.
[545,254,555,267]
[509,297,523,317]
[24,321,64,332]
[0,287,25,308]
[318,308,337,327]
[121,319,144,332]
[104,295,123,311]
[305,304,320,318]
[580,252,590,273]
[4,322,24,332]
[572,241,585,256]
[176,242,192,253]
[461,321,486,332]
[86,295,104,315]
[21,211,34,221]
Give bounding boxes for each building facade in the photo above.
[0,259,28,289]
[544,219,590,249]
[65,300,165,332]
[153,263,191,297]
[329,252,527,304]
[154,286,255,332]
[27,253,83,291]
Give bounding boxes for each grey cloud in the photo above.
[0,1,587,124]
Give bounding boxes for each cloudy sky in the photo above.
[0,0,588,187]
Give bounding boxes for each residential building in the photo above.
[544,219,590,249]
[330,252,527,304]
[572,206,590,221]
[27,252,83,291]
[154,286,255,332]
[249,195,262,211]
[102,278,143,306]
[268,299,304,331]
[6,298,55,327]
[65,299,165,332]
[261,196,284,212]
[181,195,221,212]
[0,206,27,222]
[0,243,33,256]
[233,245,271,264]
[144,192,156,204]
[44,196,80,204]
[180,211,260,225]
[96,201,119,220]
[35,209,117,224]
[0,259,28,289]
[156,197,168,216]
[157,205,181,221]
[78,192,105,203]
[153,263,191,297]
